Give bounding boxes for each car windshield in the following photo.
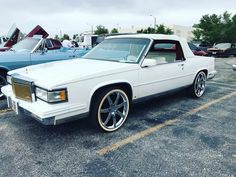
[215,43,231,49]
[12,38,41,51]
[83,38,150,63]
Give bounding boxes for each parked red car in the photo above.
[26,25,48,38]
[0,27,24,52]
[0,25,48,52]
[45,38,62,50]
[188,42,208,56]
[208,43,236,57]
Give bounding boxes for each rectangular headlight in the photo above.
[35,87,67,103]
[35,87,48,101]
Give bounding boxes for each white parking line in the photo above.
[0,125,8,131]
[208,83,236,90]
[98,91,236,156]
[208,81,236,87]
[0,108,12,114]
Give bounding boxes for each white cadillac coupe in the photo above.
[2,34,216,132]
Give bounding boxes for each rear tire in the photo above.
[90,87,130,132]
[189,71,207,98]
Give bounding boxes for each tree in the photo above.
[62,34,70,41]
[94,25,109,35]
[54,35,60,40]
[165,28,174,35]
[192,28,202,41]
[193,11,236,44]
[111,28,119,33]
[156,24,173,34]
[137,27,155,34]
[137,24,173,34]
[73,34,78,40]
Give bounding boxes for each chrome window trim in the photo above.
[31,38,44,54]
[139,39,154,67]
[140,39,186,68]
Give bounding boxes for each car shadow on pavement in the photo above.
[5,89,196,139]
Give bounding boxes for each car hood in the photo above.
[9,59,139,89]
[0,50,29,55]
[207,48,224,52]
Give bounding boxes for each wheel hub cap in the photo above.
[194,72,206,97]
[98,90,129,131]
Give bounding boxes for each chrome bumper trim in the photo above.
[18,106,89,125]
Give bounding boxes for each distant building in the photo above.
[118,26,144,34]
[167,25,194,42]
[116,24,194,41]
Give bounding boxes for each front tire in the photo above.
[90,87,130,132]
[190,71,207,98]
[0,73,7,100]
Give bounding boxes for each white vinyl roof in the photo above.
[107,34,195,58]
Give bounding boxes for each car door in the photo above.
[30,40,76,65]
[31,49,77,65]
[138,40,187,98]
[4,51,31,70]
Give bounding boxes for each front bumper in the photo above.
[2,85,89,125]
[18,106,55,125]
[207,50,224,56]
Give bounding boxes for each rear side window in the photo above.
[146,40,185,64]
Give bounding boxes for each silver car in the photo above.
[233,64,236,71]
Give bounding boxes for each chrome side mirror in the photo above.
[142,59,158,67]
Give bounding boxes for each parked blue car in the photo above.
[0,37,89,98]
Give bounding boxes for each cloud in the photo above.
[1,0,235,37]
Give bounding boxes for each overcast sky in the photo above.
[1,0,235,37]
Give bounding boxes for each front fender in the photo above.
[88,79,133,108]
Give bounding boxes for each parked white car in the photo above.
[233,63,236,71]
[2,34,216,132]
[76,34,99,49]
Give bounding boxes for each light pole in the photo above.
[87,24,94,34]
[150,15,157,29]
[117,24,120,30]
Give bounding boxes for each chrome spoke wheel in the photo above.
[98,89,129,132]
[194,72,206,97]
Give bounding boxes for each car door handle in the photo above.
[178,63,184,70]
[69,55,76,58]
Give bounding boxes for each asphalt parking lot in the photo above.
[0,58,236,177]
